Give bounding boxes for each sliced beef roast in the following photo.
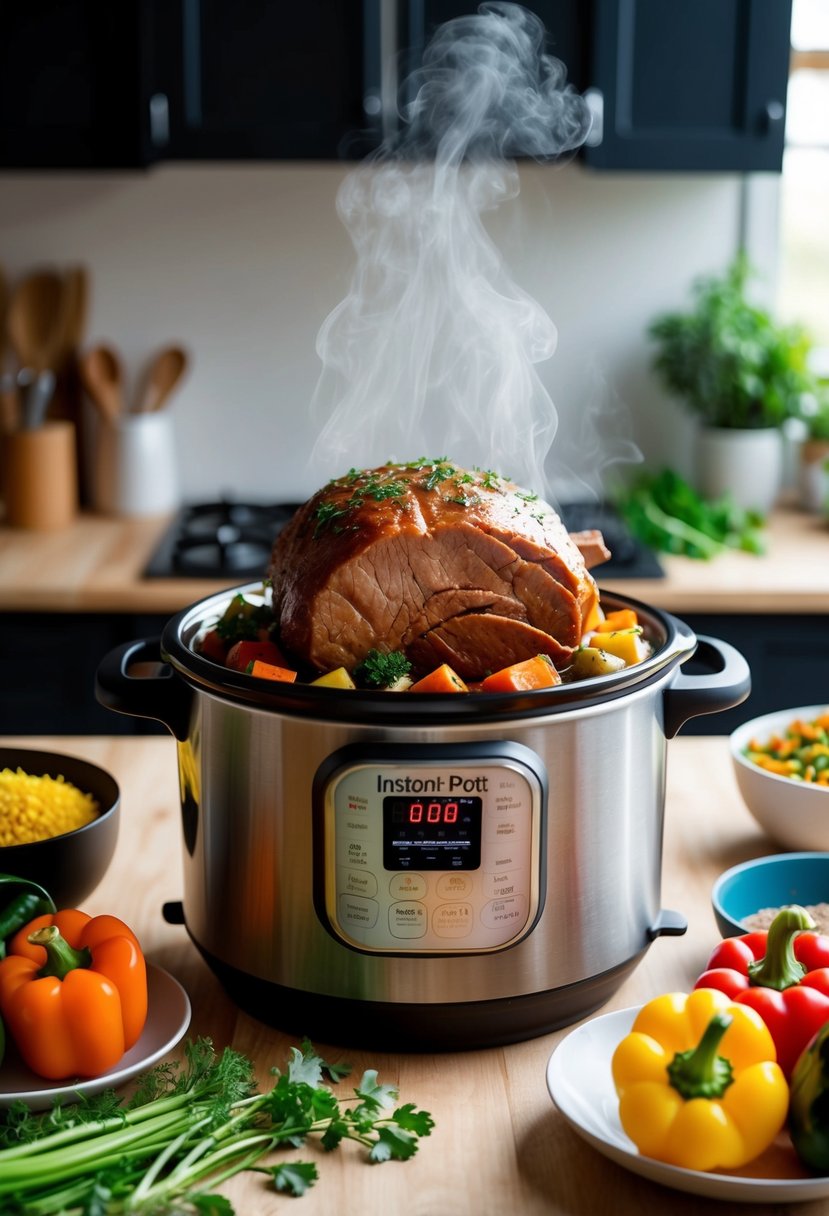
[268,459,606,679]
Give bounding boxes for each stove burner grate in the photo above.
[143,501,300,580]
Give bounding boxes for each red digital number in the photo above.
[445,802,459,824]
[409,803,423,823]
[427,803,441,823]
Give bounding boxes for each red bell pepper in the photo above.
[694,905,829,1077]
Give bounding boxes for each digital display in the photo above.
[383,796,482,871]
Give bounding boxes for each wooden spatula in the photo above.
[135,345,188,413]
[79,344,125,425]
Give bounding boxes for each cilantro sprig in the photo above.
[0,1037,433,1213]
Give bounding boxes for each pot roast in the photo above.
[268,459,609,680]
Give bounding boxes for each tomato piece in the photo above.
[248,659,298,683]
[226,639,287,672]
[480,654,561,693]
[409,664,468,693]
[198,628,228,664]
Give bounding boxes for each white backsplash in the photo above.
[0,162,745,504]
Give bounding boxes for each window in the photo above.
[778,0,829,366]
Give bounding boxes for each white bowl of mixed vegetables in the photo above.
[730,706,829,851]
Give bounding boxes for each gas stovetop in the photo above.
[143,501,301,580]
[142,499,663,580]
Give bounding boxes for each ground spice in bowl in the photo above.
[0,767,100,846]
[743,903,829,935]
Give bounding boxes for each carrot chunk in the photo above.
[248,659,298,683]
[481,654,561,693]
[594,608,638,633]
[409,664,469,693]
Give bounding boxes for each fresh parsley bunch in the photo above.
[0,1038,434,1214]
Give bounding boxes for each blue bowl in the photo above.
[712,852,829,937]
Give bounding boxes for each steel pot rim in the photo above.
[159,581,698,725]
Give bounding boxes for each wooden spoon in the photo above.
[135,345,188,413]
[79,344,125,425]
[7,269,64,373]
[0,265,18,434]
[54,265,90,366]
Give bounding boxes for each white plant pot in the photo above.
[695,426,783,515]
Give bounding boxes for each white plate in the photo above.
[0,963,191,1110]
[546,1005,829,1203]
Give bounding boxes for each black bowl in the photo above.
[0,748,120,909]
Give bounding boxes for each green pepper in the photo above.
[0,875,54,1069]
[789,1021,829,1170]
[0,875,56,959]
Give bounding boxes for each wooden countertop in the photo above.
[0,500,827,615]
[0,733,822,1216]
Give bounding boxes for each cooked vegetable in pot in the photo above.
[195,591,652,693]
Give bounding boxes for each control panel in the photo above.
[316,743,546,954]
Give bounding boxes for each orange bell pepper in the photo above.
[0,909,147,1080]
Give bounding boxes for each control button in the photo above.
[480,895,529,932]
[389,872,427,900]
[481,869,527,900]
[342,814,370,833]
[482,843,524,872]
[338,866,378,899]
[337,836,373,869]
[389,901,427,938]
[338,894,379,930]
[433,902,473,938]
[484,809,525,841]
[436,873,473,900]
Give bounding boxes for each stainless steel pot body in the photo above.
[96,585,750,1045]
[178,683,671,1003]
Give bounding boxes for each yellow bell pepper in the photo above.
[611,988,788,1172]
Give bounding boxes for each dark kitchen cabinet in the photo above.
[0,0,795,171]
[583,0,793,172]
[146,1,383,161]
[0,613,167,735]
[403,1,792,172]
[0,0,383,169]
[0,2,149,169]
[677,613,829,736]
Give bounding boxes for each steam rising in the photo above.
[309,2,591,493]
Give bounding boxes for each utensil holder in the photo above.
[2,420,79,530]
[91,411,179,517]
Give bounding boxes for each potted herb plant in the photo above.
[648,254,818,514]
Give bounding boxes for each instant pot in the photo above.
[96,585,750,1050]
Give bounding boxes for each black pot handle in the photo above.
[96,638,192,741]
[662,635,751,739]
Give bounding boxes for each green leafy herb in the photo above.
[617,468,766,559]
[354,649,413,688]
[648,253,819,430]
[215,595,275,643]
[0,1037,433,1214]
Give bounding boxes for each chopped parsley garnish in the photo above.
[355,649,413,688]
[309,459,519,537]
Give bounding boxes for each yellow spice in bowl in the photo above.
[0,768,100,846]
